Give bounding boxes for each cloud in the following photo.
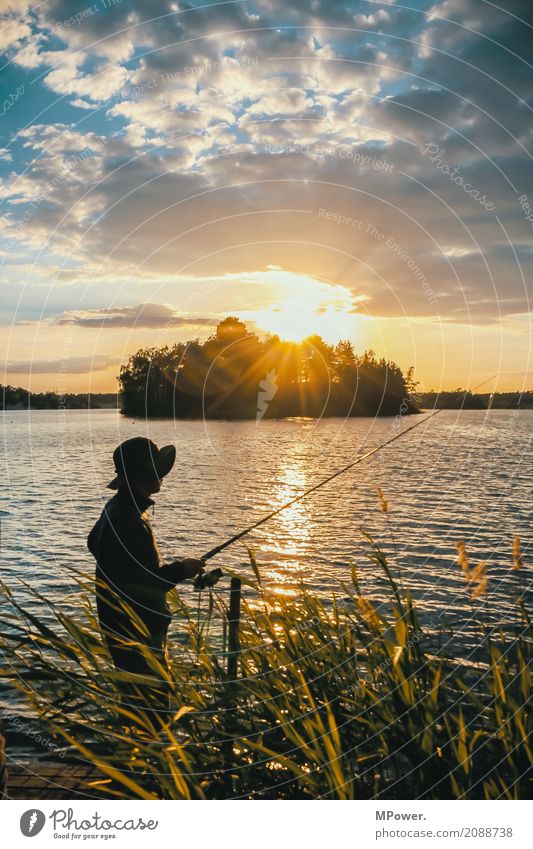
[0,0,532,331]
[0,13,32,52]
[43,58,130,103]
[3,354,119,374]
[55,302,218,329]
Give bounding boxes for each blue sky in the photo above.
[1,0,532,391]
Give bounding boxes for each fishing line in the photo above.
[201,410,440,562]
[200,377,495,564]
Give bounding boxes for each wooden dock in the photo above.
[3,762,107,800]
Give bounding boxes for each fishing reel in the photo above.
[193,567,223,591]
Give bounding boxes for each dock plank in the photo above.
[3,763,105,800]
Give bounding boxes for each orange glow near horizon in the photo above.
[251,303,341,342]
[237,270,362,344]
[1,267,531,394]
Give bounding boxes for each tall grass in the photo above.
[0,541,530,800]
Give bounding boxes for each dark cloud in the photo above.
[56,302,217,328]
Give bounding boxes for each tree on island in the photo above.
[119,317,418,419]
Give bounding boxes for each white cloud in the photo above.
[0,14,32,52]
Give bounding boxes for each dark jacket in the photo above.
[87,487,188,646]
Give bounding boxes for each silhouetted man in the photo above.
[88,437,204,725]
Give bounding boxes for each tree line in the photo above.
[1,386,117,410]
[420,390,533,409]
[119,317,418,419]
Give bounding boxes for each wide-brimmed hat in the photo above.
[107,437,176,490]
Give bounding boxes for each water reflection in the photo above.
[2,408,531,643]
[259,463,312,589]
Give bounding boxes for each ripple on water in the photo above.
[1,408,531,648]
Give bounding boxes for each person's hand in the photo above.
[179,557,205,579]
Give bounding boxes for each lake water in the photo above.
[1,408,531,656]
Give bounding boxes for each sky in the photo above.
[0,0,532,393]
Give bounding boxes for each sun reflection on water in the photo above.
[258,463,313,592]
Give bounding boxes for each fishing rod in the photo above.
[194,377,496,587]
[199,410,439,569]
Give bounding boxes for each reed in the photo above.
[0,542,530,800]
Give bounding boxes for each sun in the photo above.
[237,270,361,344]
[254,303,325,341]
